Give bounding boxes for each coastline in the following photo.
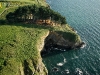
[0,0,84,75]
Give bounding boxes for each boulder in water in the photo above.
[52,67,59,72]
[75,68,83,75]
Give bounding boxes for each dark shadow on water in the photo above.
[41,48,73,58]
[41,50,65,58]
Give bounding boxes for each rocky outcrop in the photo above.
[18,58,48,75]
[41,31,84,55]
[37,31,49,52]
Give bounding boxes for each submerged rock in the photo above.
[76,41,86,48]
[75,68,83,75]
[52,67,59,72]
[65,69,70,74]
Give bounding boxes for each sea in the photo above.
[43,0,100,75]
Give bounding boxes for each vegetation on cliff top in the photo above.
[6,5,67,25]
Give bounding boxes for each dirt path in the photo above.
[0,8,7,16]
[0,4,30,17]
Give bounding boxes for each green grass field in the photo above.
[0,0,47,6]
[0,3,6,14]
[0,7,18,20]
[0,24,48,75]
[2,0,39,1]
[52,24,81,42]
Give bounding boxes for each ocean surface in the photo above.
[43,0,100,75]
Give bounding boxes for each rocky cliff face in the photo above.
[36,30,83,75]
[45,32,82,49]
[41,31,85,55]
[20,31,50,75]
[19,58,48,75]
[36,31,50,75]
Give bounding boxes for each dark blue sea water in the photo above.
[43,0,100,75]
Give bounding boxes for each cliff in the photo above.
[0,0,84,75]
[0,23,83,75]
[41,30,84,55]
[45,31,82,49]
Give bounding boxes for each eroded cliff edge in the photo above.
[41,29,84,56]
[36,28,83,74]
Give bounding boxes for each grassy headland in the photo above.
[0,23,81,75]
[0,0,82,75]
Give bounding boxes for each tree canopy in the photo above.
[6,5,67,25]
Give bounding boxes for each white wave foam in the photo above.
[75,56,79,59]
[65,69,70,74]
[75,30,78,33]
[57,62,64,66]
[75,68,83,75]
[57,58,67,66]
[64,58,67,63]
[81,41,86,48]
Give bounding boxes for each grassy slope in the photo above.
[0,24,48,75]
[0,7,17,20]
[0,3,6,14]
[53,25,81,43]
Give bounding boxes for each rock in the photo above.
[42,31,83,55]
[52,67,59,72]
[75,68,83,75]
[76,41,86,48]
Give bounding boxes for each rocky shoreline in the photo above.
[41,31,85,56]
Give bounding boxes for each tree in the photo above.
[14,7,23,21]
[61,17,67,24]
[6,5,67,25]
[30,5,38,15]
[6,12,15,22]
[30,5,39,21]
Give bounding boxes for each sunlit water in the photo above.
[43,0,100,75]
